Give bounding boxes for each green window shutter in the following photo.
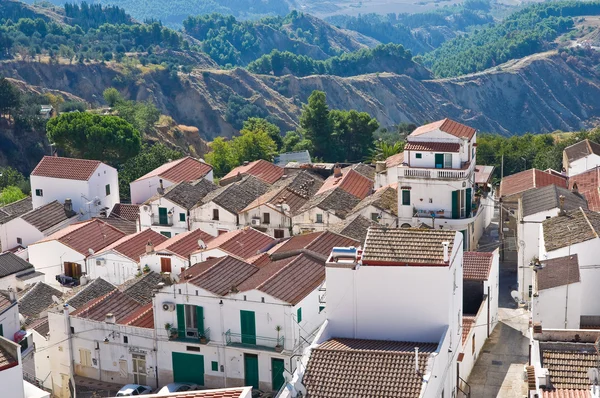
[465,188,472,217]
[297,308,302,323]
[0,324,3,337]
[179,213,186,222]
[176,304,185,336]
[211,361,219,372]
[435,154,444,169]
[452,191,459,219]
[402,190,411,206]
[105,184,110,196]
[196,306,204,335]
[416,153,422,159]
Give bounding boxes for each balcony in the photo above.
[152,215,173,226]
[225,329,284,352]
[413,197,481,222]
[169,327,210,344]
[401,161,475,180]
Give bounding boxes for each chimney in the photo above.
[64,198,75,216]
[414,347,420,374]
[375,161,387,173]
[333,164,342,178]
[442,241,450,263]
[559,195,566,215]
[572,182,579,194]
[145,240,154,254]
[7,287,16,303]
[105,313,116,324]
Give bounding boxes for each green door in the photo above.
[196,306,204,335]
[271,358,285,392]
[435,153,444,169]
[159,207,168,225]
[244,354,259,390]
[466,188,472,217]
[172,352,204,385]
[240,310,256,345]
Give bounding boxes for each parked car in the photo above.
[156,382,199,394]
[116,384,153,396]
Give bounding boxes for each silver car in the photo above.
[116,384,153,396]
[156,382,199,394]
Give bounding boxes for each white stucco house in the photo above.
[282,227,464,398]
[139,180,217,238]
[28,219,126,288]
[130,156,213,205]
[190,176,270,237]
[0,290,19,343]
[563,139,600,177]
[0,334,50,398]
[0,200,79,252]
[86,228,168,285]
[347,184,398,227]
[516,185,587,303]
[0,253,39,291]
[30,156,119,219]
[0,198,33,252]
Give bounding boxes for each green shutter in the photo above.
[244,354,259,389]
[466,188,472,217]
[196,306,204,335]
[297,308,302,323]
[452,191,459,219]
[179,213,186,222]
[159,207,168,225]
[211,361,219,372]
[402,190,411,206]
[172,352,204,385]
[240,310,256,345]
[271,358,285,391]
[435,154,444,169]
[176,304,185,336]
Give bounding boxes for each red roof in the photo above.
[154,229,216,259]
[385,152,405,168]
[134,156,212,183]
[462,315,476,345]
[221,160,284,185]
[31,156,102,181]
[35,219,126,256]
[569,167,600,211]
[410,118,476,140]
[185,256,259,296]
[201,228,275,259]
[500,169,567,198]
[317,168,373,199]
[405,142,460,152]
[542,391,591,398]
[273,231,360,258]
[121,303,154,328]
[71,289,142,323]
[99,228,168,262]
[110,203,140,221]
[463,252,494,281]
[137,387,250,398]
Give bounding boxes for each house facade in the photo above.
[563,139,600,177]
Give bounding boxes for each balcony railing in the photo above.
[225,329,284,352]
[169,327,210,344]
[401,162,474,180]
[152,216,173,226]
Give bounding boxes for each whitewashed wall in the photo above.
[239,205,291,238]
[28,241,84,288]
[130,176,174,205]
[140,198,189,237]
[291,208,343,235]
[532,282,582,329]
[568,154,600,176]
[87,251,140,286]
[191,203,237,237]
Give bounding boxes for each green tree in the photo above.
[281,131,314,153]
[369,140,404,162]
[231,126,277,166]
[47,112,142,166]
[205,137,235,178]
[330,109,379,161]
[103,88,123,107]
[299,91,332,159]
[242,118,283,150]
[0,167,28,193]
[0,78,21,120]
[0,186,26,206]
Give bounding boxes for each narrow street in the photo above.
[467,216,529,397]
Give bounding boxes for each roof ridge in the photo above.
[580,207,599,238]
[190,256,230,283]
[256,253,304,290]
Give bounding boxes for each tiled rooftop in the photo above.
[66,278,116,309]
[136,387,250,398]
[0,252,33,278]
[564,139,600,163]
[0,292,13,314]
[154,229,215,259]
[536,255,580,291]
[221,159,284,185]
[351,185,398,217]
[569,167,600,212]
[0,343,16,368]
[475,165,494,184]
[18,281,63,320]
[185,256,259,296]
[201,228,275,260]
[463,252,494,281]
[521,185,587,217]
[155,181,217,209]
[119,271,162,305]
[296,187,362,219]
[110,203,140,222]
[462,315,476,345]
[99,228,168,262]
[317,168,374,200]
[500,169,567,198]
[71,289,143,324]
[405,141,461,152]
[273,230,359,258]
[120,303,154,328]
[542,208,600,251]
[330,214,377,244]
[134,156,212,183]
[540,342,597,391]
[101,215,138,235]
[21,200,75,232]
[201,176,270,214]
[31,156,102,180]
[0,197,32,226]
[303,338,437,398]
[362,227,457,266]
[409,118,476,140]
[385,152,405,168]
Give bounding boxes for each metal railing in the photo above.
[458,376,471,397]
[152,216,173,226]
[225,329,284,351]
[169,327,211,344]
[402,162,474,180]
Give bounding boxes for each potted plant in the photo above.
[143,265,150,273]
[275,325,283,352]
[199,333,207,344]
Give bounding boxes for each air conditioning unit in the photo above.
[162,302,176,312]
[251,218,261,226]
[95,259,106,266]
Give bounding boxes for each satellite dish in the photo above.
[588,368,599,384]
[52,295,62,305]
[88,248,95,256]
[510,291,520,303]
[197,239,206,249]
[281,204,291,213]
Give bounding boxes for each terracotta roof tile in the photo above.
[121,303,154,329]
[0,293,13,315]
[303,338,437,398]
[272,231,359,258]
[110,204,140,222]
[154,229,216,259]
[31,156,102,181]
[350,185,398,217]
[569,167,600,212]
[542,208,600,251]
[134,156,212,183]
[542,390,592,398]
[317,168,373,199]
[541,342,597,391]
[363,227,457,266]
[475,165,494,184]
[119,271,162,305]
[500,169,567,198]
[100,216,137,235]
[99,229,168,262]
[536,255,580,291]
[21,200,75,232]
[201,228,275,259]
[385,152,405,168]
[463,252,493,281]
[0,343,16,368]
[221,159,284,185]
[136,388,249,398]
[564,139,600,163]
[410,118,476,140]
[71,289,143,323]
[330,214,378,244]
[186,256,259,296]
[405,141,461,152]
[462,315,476,345]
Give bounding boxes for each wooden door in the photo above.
[160,257,172,273]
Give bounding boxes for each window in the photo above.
[79,349,92,367]
[16,237,22,245]
[187,346,200,352]
[35,189,43,197]
[402,190,411,206]
[319,306,325,313]
[444,153,452,168]
[316,214,323,223]
[274,229,284,239]
[371,213,379,222]
[105,184,111,196]
[529,285,532,298]
[415,153,422,159]
[213,209,219,221]
[472,334,476,355]
[185,305,197,330]
[297,308,302,323]
[212,361,219,372]
[179,213,186,222]
[459,189,466,218]
[263,213,270,224]
[123,336,128,344]
[160,231,171,238]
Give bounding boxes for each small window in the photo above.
[105,184,110,196]
[274,229,284,239]
[402,190,411,206]
[371,213,379,222]
[212,361,219,372]
[263,213,270,224]
[79,349,92,367]
[415,153,422,159]
[261,297,265,303]
[319,305,325,313]
[123,336,128,344]
[316,214,323,223]
[35,189,43,197]
[243,295,247,301]
[444,153,453,169]
[179,213,186,222]
[70,326,75,334]
[297,308,302,323]
[187,346,200,352]
[160,231,171,238]
[16,237,22,245]
[529,285,532,298]
[213,209,219,221]
[471,334,476,355]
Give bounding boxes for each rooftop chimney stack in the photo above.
[105,313,116,324]
[64,198,75,217]
[559,195,566,215]
[145,240,154,254]
[157,179,165,195]
[7,288,16,303]
[442,241,450,263]
[572,182,579,195]
[333,164,342,178]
